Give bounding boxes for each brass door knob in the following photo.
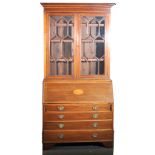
[58,134,64,139]
[58,123,64,129]
[57,106,64,111]
[92,122,98,128]
[92,133,98,138]
[58,114,64,119]
[92,114,98,119]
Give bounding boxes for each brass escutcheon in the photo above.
[58,114,64,119]
[57,106,64,111]
[92,114,98,119]
[92,122,98,128]
[92,133,98,138]
[58,134,64,139]
[92,106,98,111]
[58,123,64,129]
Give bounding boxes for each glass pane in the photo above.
[81,16,105,75]
[50,16,74,76]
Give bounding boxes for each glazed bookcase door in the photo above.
[80,15,108,78]
[49,15,74,77]
[46,13,110,79]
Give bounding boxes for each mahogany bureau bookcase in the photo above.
[41,3,115,149]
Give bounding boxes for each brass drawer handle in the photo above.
[92,133,98,138]
[58,114,64,119]
[92,122,98,128]
[58,123,64,129]
[58,134,64,139]
[92,114,98,119]
[57,106,64,111]
[92,106,98,111]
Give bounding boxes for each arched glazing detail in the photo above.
[50,16,74,76]
[81,16,105,75]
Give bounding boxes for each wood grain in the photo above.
[44,103,112,111]
[43,129,113,142]
[43,120,113,130]
[43,81,113,103]
[41,3,115,13]
[44,111,112,121]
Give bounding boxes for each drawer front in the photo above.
[43,120,113,130]
[43,82,113,103]
[44,112,112,121]
[43,130,113,142]
[44,103,112,112]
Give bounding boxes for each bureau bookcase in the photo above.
[41,3,115,149]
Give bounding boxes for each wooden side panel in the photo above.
[43,81,113,103]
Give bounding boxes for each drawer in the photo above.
[43,120,113,130]
[44,111,112,121]
[44,103,112,112]
[43,129,113,142]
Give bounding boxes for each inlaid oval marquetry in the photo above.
[73,89,84,95]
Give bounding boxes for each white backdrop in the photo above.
[0,0,155,155]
